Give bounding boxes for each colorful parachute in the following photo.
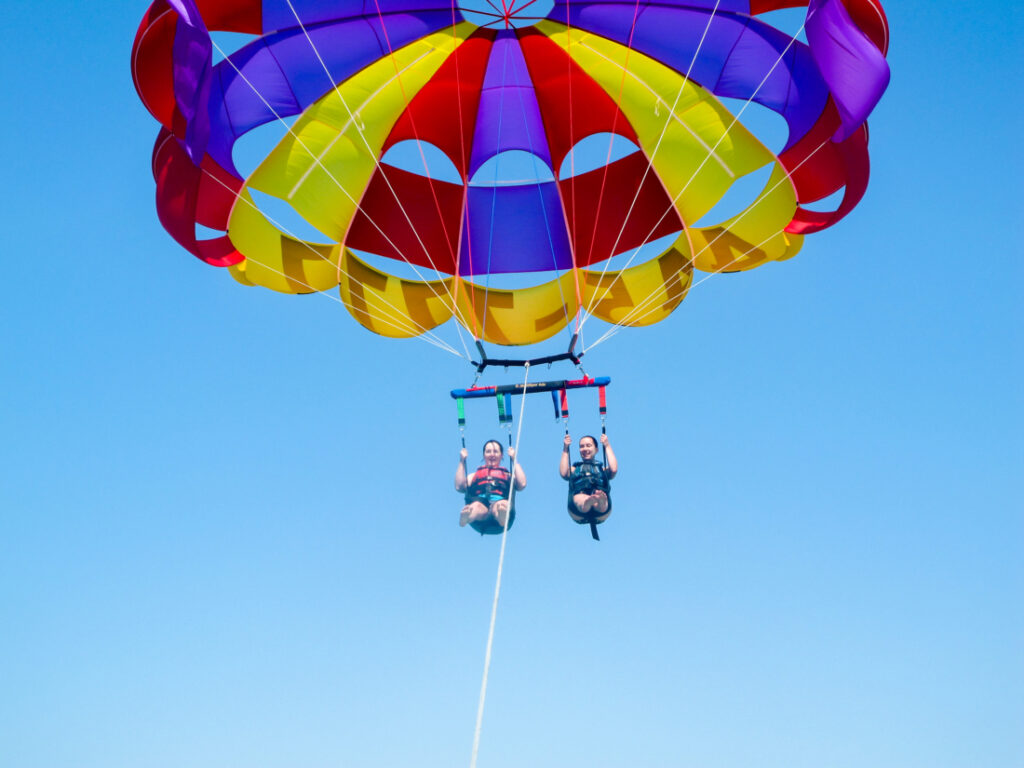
[132,0,889,346]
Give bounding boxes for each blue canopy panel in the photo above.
[460,182,573,276]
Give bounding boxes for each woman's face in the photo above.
[579,437,597,460]
[483,441,503,466]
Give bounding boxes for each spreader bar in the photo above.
[470,335,583,374]
[451,376,610,400]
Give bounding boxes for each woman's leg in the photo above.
[489,500,511,528]
[572,492,609,516]
[572,493,594,514]
[461,501,487,526]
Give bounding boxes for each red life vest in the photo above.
[465,465,511,505]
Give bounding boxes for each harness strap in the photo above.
[457,397,466,448]
[597,386,607,543]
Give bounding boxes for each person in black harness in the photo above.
[455,440,527,534]
[560,433,618,527]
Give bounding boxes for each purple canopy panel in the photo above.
[261,0,463,31]
[552,2,741,90]
[206,41,300,172]
[714,16,826,145]
[554,0,755,13]
[262,0,369,30]
[557,0,753,11]
[167,0,212,162]
[806,0,890,140]
[548,3,828,150]
[468,30,553,178]
[459,183,573,276]
[204,12,454,173]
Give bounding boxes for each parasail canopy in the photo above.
[132,0,890,347]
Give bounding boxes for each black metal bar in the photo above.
[472,334,582,374]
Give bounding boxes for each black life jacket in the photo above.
[568,460,610,496]
[465,465,511,505]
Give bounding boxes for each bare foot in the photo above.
[459,506,471,527]
[492,501,509,527]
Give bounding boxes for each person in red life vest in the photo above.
[455,440,527,534]
[560,434,618,525]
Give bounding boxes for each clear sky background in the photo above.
[1,2,1021,767]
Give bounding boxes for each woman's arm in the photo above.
[601,434,618,478]
[559,434,572,479]
[455,448,469,492]
[509,447,527,490]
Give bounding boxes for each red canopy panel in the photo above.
[381,30,495,178]
[132,0,262,131]
[781,99,870,234]
[153,127,244,266]
[132,0,180,128]
[517,27,641,171]
[560,152,683,267]
[194,0,262,34]
[345,165,463,274]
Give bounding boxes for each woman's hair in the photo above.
[482,439,504,456]
[579,435,598,449]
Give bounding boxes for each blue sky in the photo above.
[1,2,1021,767]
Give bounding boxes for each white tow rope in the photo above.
[469,362,531,768]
